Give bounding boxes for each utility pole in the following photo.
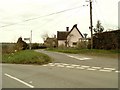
[84,33,88,48]
[30,30,32,50]
[89,0,93,49]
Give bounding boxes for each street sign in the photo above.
[24,38,30,40]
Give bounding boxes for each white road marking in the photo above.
[82,58,92,60]
[91,67,101,69]
[5,73,34,88]
[67,55,74,58]
[48,63,54,65]
[76,67,85,69]
[62,64,70,66]
[66,66,74,68]
[43,63,117,73]
[115,71,120,73]
[75,57,86,60]
[81,65,90,68]
[49,65,55,66]
[99,69,112,72]
[42,65,48,66]
[57,65,65,67]
[103,68,116,70]
[54,63,62,65]
[71,64,80,67]
[66,55,91,61]
[87,68,96,71]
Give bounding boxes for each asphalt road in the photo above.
[36,50,118,69]
[2,49,119,88]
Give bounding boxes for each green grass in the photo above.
[47,48,119,58]
[2,50,53,64]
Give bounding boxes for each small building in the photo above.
[44,36,57,48]
[57,24,84,47]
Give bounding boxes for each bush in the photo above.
[15,37,28,51]
[77,41,86,49]
[2,44,16,54]
[32,43,39,49]
[2,50,53,64]
[93,30,119,50]
[58,44,66,49]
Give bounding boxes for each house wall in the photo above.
[58,40,66,47]
[67,27,83,47]
[44,38,57,48]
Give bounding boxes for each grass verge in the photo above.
[47,48,119,58]
[2,50,53,64]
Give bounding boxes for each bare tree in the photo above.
[41,33,49,41]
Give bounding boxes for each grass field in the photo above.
[47,48,119,58]
[2,50,53,64]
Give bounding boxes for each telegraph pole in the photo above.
[89,0,93,49]
[30,30,32,50]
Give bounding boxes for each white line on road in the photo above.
[91,67,101,69]
[103,68,116,70]
[81,65,90,68]
[66,55,92,61]
[42,63,117,73]
[87,68,96,71]
[115,71,120,73]
[57,65,65,67]
[99,69,112,72]
[42,65,48,66]
[76,67,85,69]
[54,63,62,65]
[49,65,56,66]
[62,63,70,66]
[4,73,34,88]
[71,64,80,67]
[66,66,74,68]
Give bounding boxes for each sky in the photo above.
[0,0,119,43]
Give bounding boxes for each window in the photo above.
[73,42,77,45]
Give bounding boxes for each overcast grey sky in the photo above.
[0,0,119,43]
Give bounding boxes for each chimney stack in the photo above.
[66,27,69,31]
[54,35,56,38]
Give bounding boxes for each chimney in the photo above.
[54,35,56,38]
[66,27,69,31]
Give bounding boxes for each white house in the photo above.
[57,24,83,47]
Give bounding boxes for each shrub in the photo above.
[15,37,28,51]
[32,43,39,49]
[2,44,16,54]
[2,50,53,64]
[77,41,86,49]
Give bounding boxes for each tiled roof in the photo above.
[57,31,69,40]
[44,37,57,42]
[67,24,83,38]
[57,24,83,40]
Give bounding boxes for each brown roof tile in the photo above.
[67,24,83,38]
[57,31,69,40]
[57,24,83,40]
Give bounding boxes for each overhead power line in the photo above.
[0,5,88,28]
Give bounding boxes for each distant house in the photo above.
[44,36,57,48]
[57,24,84,47]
